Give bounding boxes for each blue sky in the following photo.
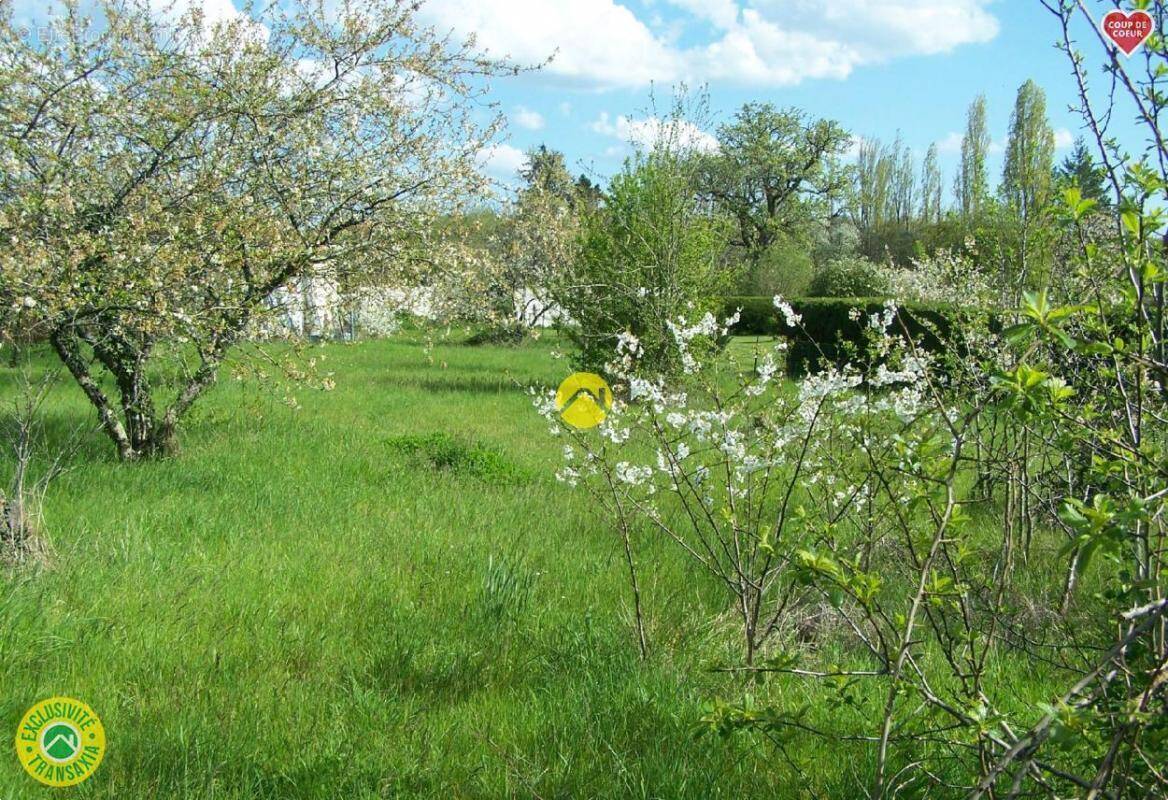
[11,0,1150,201]
[439,0,1148,197]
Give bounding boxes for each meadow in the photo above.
[7,2,1166,794]
[0,329,1140,800]
[1,333,822,799]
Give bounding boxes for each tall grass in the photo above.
[0,336,782,798]
[0,334,1078,797]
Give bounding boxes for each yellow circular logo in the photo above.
[556,372,612,429]
[15,697,106,786]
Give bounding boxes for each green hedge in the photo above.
[722,296,973,375]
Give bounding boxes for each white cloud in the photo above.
[477,143,527,180]
[420,0,999,89]
[559,102,573,117]
[776,1,999,59]
[20,0,998,90]
[513,106,546,130]
[418,0,680,88]
[690,10,856,85]
[937,132,964,155]
[590,112,719,153]
[589,112,618,136]
[1054,128,1075,150]
[665,0,739,29]
[843,135,870,160]
[936,132,1006,156]
[691,2,999,87]
[150,0,269,42]
[164,0,248,27]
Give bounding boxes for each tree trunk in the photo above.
[50,327,184,461]
[49,289,250,461]
[50,328,136,461]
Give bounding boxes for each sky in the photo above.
[430,0,1149,194]
[10,0,1151,200]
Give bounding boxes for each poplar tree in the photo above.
[958,94,991,220]
[889,132,916,226]
[851,134,916,260]
[1001,79,1055,290]
[920,144,944,225]
[1002,80,1056,223]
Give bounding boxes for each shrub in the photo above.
[1,369,74,566]
[547,270,1168,796]
[738,238,815,298]
[385,433,523,484]
[551,150,734,374]
[807,256,888,298]
[878,248,1000,306]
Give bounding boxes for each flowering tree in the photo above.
[539,298,946,664]
[0,0,514,459]
[465,147,583,341]
[542,267,1168,794]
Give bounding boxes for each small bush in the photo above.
[807,256,888,298]
[1,371,70,567]
[739,239,815,298]
[463,325,529,347]
[386,432,523,483]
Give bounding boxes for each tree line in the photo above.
[473,79,1113,369]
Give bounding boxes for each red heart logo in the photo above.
[1101,10,1154,56]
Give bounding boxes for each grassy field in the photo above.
[0,333,1083,798]
[0,334,807,799]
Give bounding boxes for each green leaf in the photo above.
[1122,211,1142,238]
[1002,322,1034,344]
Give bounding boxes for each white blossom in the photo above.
[746,353,779,396]
[773,295,802,327]
[615,461,653,486]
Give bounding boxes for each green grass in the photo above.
[0,334,1092,798]
[0,336,792,799]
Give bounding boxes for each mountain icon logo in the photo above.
[555,372,613,429]
[41,723,80,761]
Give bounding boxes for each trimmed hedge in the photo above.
[722,296,974,375]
